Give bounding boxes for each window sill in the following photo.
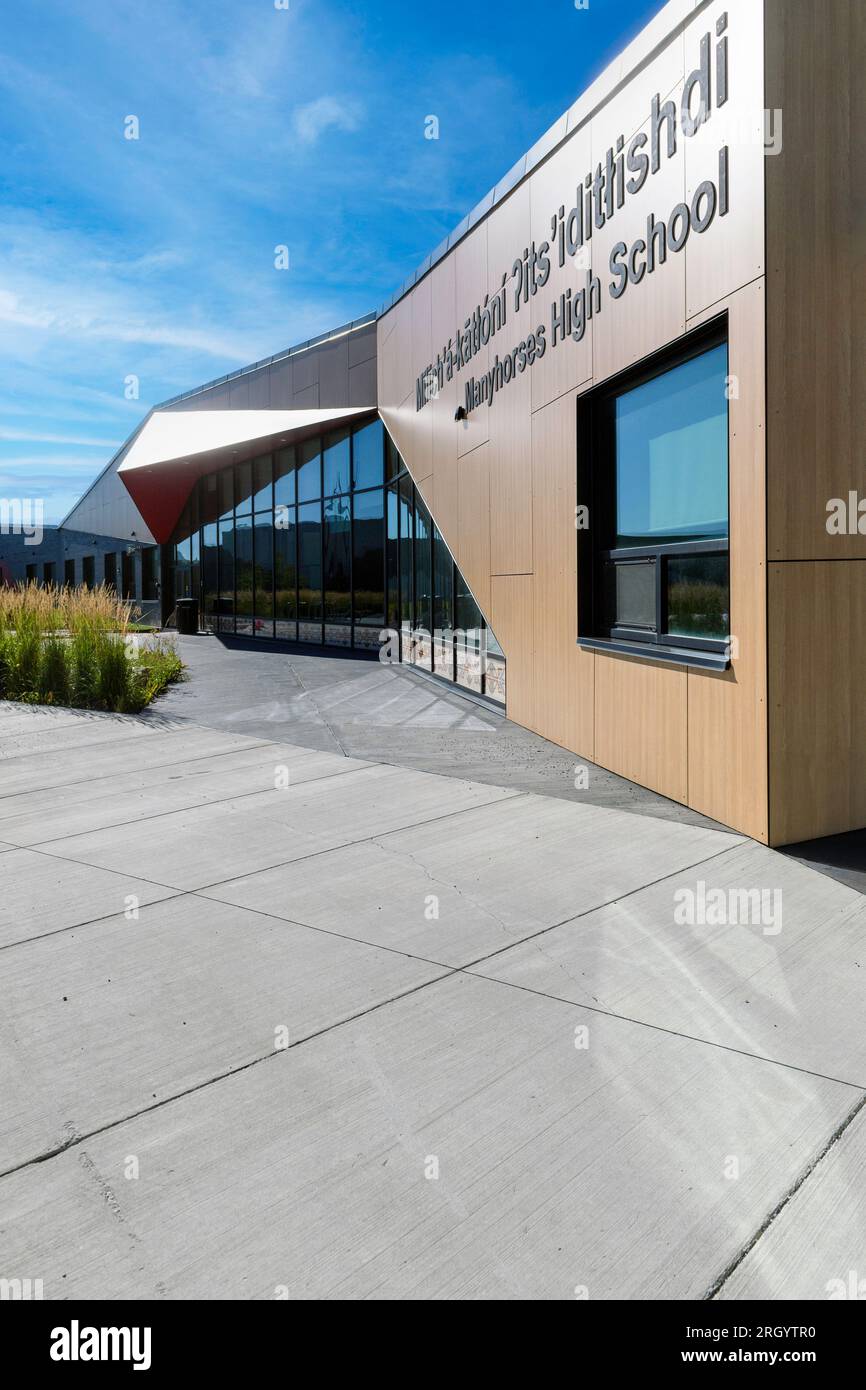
[577,635,730,671]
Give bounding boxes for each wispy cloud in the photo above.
[291,95,362,147]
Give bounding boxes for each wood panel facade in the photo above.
[376,0,863,846]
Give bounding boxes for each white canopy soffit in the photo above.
[118,407,374,543]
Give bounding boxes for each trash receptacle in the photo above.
[175,597,199,635]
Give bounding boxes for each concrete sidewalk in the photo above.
[1,673,864,1299]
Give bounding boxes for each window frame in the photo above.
[577,316,731,670]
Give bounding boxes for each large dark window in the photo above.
[253,512,274,637]
[353,488,384,634]
[579,323,730,667]
[234,513,254,634]
[323,493,351,629]
[167,413,504,700]
[141,547,159,600]
[298,500,322,628]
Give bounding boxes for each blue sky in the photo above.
[0,0,664,521]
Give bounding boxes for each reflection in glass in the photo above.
[202,522,218,630]
[218,518,234,632]
[253,512,274,637]
[170,421,503,696]
[667,554,729,639]
[386,486,399,630]
[399,476,413,625]
[297,438,321,503]
[274,506,297,625]
[323,494,351,624]
[353,488,384,630]
[253,455,272,512]
[234,513,254,634]
[353,419,384,491]
[298,500,322,626]
[615,342,728,546]
[235,460,253,516]
[274,447,295,508]
[324,430,351,497]
[219,467,233,521]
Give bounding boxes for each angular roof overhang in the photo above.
[118,407,375,542]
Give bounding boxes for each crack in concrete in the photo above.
[702,1090,866,1300]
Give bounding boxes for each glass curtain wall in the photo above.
[169,415,505,703]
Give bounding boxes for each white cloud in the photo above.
[291,95,360,147]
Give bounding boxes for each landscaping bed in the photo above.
[0,582,183,713]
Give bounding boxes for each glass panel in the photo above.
[297,500,322,624]
[666,554,729,640]
[603,558,656,631]
[353,419,383,490]
[218,518,234,632]
[234,513,254,634]
[385,431,402,480]
[141,546,159,600]
[104,553,117,589]
[433,525,452,633]
[615,342,728,546]
[219,467,233,521]
[202,522,218,629]
[274,447,295,507]
[235,460,253,516]
[413,493,432,669]
[386,486,400,630]
[323,494,351,624]
[413,494,432,632]
[297,438,321,503]
[433,525,453,678]
[398,476,413,626]
[456,627,482,692]
[274,506,297,623]
[455,573,483,692]
[253,512,274,637]
[253,455,273,512]
[323,429,351,498]
[201,471,219,525]
[455,569,481,632]
[352,488,384,630]
[485,654,506,704]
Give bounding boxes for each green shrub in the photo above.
[0,584,183,712]
[96,634,133,710]
[5,613,42,700]
[70,626,100,707]
[128,639,184,710]
[38,635,72,705]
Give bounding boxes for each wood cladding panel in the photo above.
[491,573,535,732]
[455,222,490,459]
[769,562,866,845]
[590,86,687,386]
[683,0,765,320]
[487,182,533,576]
[528,124,593,413]
[765,0,866,561]
[457,445,491,620]
[594,652,688,805]
[531,390,594,758]
[686,279,768,843]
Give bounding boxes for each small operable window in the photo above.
[578,321,730,667]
